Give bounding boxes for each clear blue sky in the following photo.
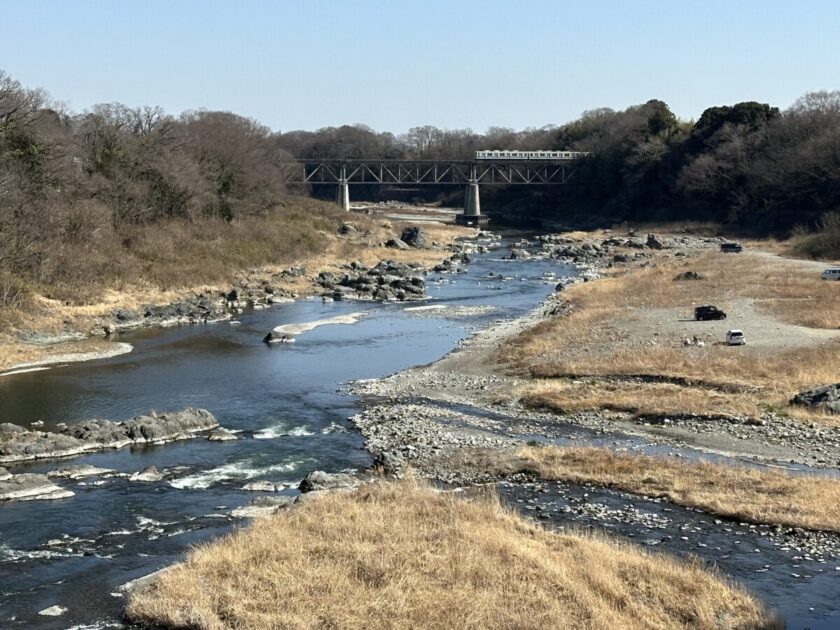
[3,0,839,133]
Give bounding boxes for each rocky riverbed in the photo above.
[4,226,839,628]
[344,229,840,627]
[352,229,840,472]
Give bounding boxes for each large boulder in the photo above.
[507,248,531,260]
[121,408,219,443]
[231,495,295,519]
[646,233,667,249]
[385,238,409,250]
[263,331,296,343]
[299,470,357,493]
[673,270,704,281]
[47,465,113,480]
[790,384,840,414]
[0,473,74,501]
[130,466,165,482]
[400,226,427,248]
[208,427,238,441]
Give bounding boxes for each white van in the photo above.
[821,268,840,281]
[726,330,746,346]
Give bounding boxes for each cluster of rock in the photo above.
[231,470,360,518]
[0,408,220,464]
[634,410,840,467]
[505,479,840,567]
[525,232,722,267]
[299,470,358,494]
[432,251,472,273]
[791,384,840,414]
[99,268,304,336]
[673,270,705,281]
[317,260,426,301]
[350,403,515,481]
[72,225,487,341]
[500,231,720,305]
[385,226,428,250]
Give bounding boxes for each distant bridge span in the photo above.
[279,153,588,226]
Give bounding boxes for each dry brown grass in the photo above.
[518,379,765,418]
[501,243,840,424]
[517,377,837,425]
[520,446,840,533]
[787,211,840,261]
[126,481,770,630]
[508,251,840,359]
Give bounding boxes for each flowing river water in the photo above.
[0,240,837,629]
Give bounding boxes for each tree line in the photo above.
[1,70,301,306]
[2,68,839,307]
[277,96,840,233]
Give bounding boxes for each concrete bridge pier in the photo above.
[337,179,350,211]
[456,179,489,226]
[335,163,350,211]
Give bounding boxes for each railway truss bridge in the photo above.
[278,155,587,226]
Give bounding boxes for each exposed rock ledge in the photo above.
[0,473,74,502]
[0,408,219,464]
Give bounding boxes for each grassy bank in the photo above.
[0,201,469,370]
[502,242,840,424]
[519,446,840,533]
[126,481,770,629]
[0,198,342,329]
[790,211,840,260]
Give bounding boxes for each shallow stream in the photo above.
[0,241,837,629]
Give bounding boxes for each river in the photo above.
[0,240,837,629]
[0,243,566,627]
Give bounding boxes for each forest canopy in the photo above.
[2,68,840,309]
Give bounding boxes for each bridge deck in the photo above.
[279,159,581,185]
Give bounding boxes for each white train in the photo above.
[474,150,589,160]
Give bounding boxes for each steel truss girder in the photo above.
[278,160,575,185]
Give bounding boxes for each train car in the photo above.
[474,150,590,160]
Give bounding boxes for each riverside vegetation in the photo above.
[0,71,475,369]
[126,480,772,630]
[5,67,840,628]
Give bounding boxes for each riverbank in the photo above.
[353,229,840,472]
[126,480,772,630]
[0,204,472,373]
[7,225,838,627]
[332,228,840,621]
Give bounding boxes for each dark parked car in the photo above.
[720,242,743,253]
[695,305,727,321]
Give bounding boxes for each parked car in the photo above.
[821,268,840,281]
[694,305,727,321]
[726,329,746,345]
[720,242,743,253]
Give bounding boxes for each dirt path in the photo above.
[626,297,840,352]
